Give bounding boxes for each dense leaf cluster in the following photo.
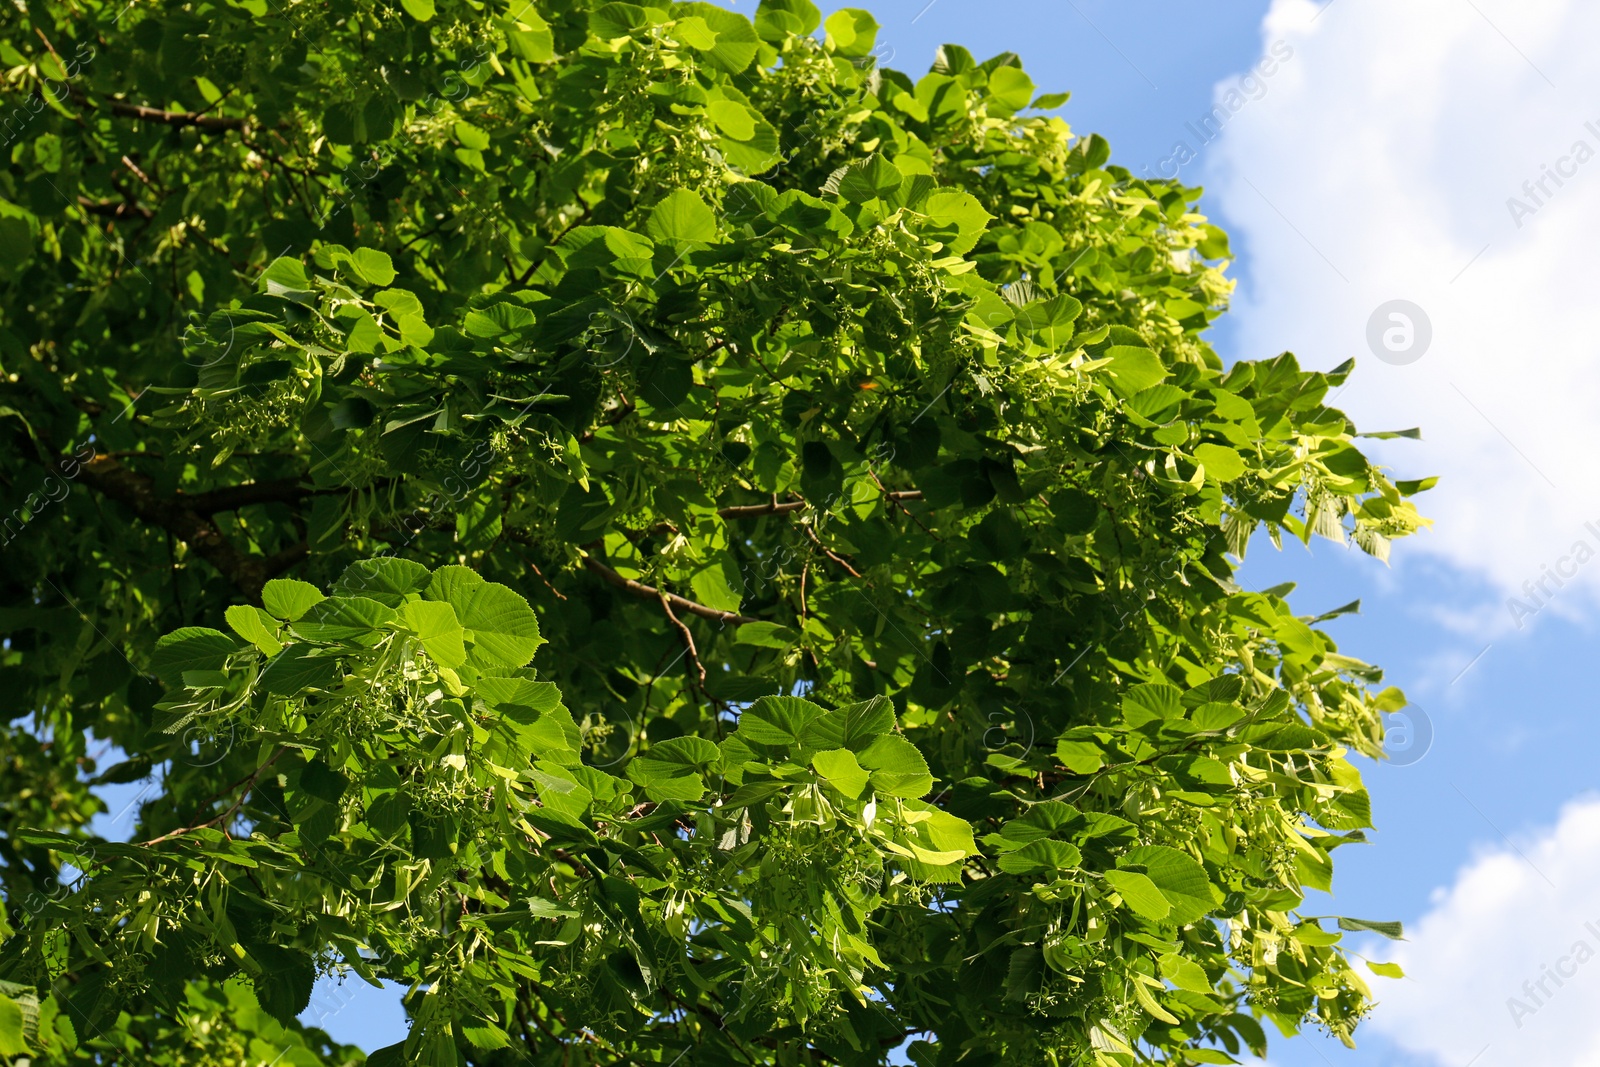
[0,0,1429,1062]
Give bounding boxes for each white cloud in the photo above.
[1206,0,1600,631]
[1361,796,1600,1066]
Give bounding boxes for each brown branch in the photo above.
[65,454,301,598]
[183,477,309,515]
[658,592,707,686]
[872,471,940,539]
[70,87,249,132]
[716,490,921,521]
[140,746,288,845]
[803,525,863,578]
[718,494,808,520]
[76,196,153,220]
[582,553,757,626]
[120,154,157,192]
[514,547,568,601]
[183,476,397,515]
[578,392,635,444]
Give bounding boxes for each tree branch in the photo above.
[140,746,288,845]
[582,553,757,626]
[716,490,921,521]
[658,592,707,685]
[803,525,863,578]
[66,454,302,597]
[76,196,154,221]
[70,87,249,132]
[182,477,309,515]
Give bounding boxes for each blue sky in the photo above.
[197,2,1600,1061]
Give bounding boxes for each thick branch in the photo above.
[183,477,309,515]
[582,554,757,626]
[71,87,249,132]
[67,454,301,597]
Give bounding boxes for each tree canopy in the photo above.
[0,0,1431,1063]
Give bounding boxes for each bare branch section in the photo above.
[582,554,757,626]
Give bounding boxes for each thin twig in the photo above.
[582,553,757,626]
[658,592,706,686]
[141,746,288,845]
[803,524,863,578]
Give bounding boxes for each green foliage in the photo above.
[0,0,1430,1062]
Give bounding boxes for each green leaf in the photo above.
[299,758,349,803]
[921,189,993,255]
[1055,739,1103,775]
[1017,294,1083,348]
[290,596,397,644]
[462,1021,511,1050]
[1122,683,1183,726]
[647,188,719,244]
[823,8,878,57]
[837,156,903,204]
[689,562,743,613]
[812,748,870,799]
[996,838,1082,875]
[148,627,236,687]
[333,557,433,605]
[737,696,824,747]
[351,248,397,286]
[987,66,1035,111]
[755,0,820,40]
[261,579,326,621]
[225,604,282,656]
[399,599,468,668]
[0,994,27,1058]
[432,574,544,667]
[258,644,343,695]
[503,9,555,61]
[400,0,435,20]
[859,734,933,797]
[1104,869,1170,921]
[798,696,896,752]
[626,739,716,802]
[1120,846,1220,925]
[735,621,800,648]
[1367,960,1405,979]
[1104,345,1169,395]
[672,3,760,72]
[1194,442,1246,483]
[259,256,310,297]
[1159,953,1213,995]
[1335,917,1404,940]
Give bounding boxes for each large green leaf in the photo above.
[736,696,825,747]
[859,734,933,797]
[148,628,237,687]
[1120,845,1220,925]
[290,596,397,644]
